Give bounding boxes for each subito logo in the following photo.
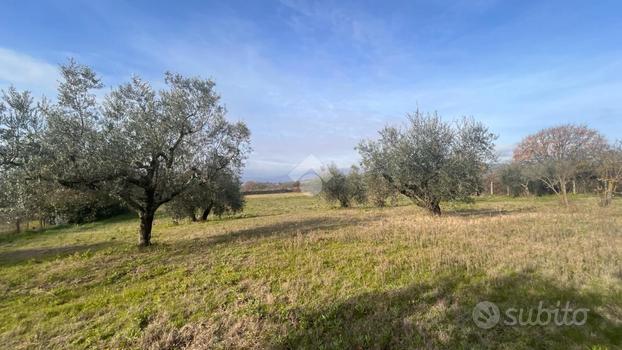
[472,301,500,329]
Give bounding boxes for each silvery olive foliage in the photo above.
[320,164,367,208]
[357,110,496,215]
[167,168,244,222]
[0,169,31,232]
[364,171,399,207]
[499,162,531,197]
[0,87,43,170]
[0,87,44,230]
[42,60,250,245]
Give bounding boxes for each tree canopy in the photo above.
[0,87,42,170]
[513,124,606,206]
[41,60,250,245]
[320,164,367,208]
[597,141,622,206]
[167,169,244,222]
[357,111,496,215]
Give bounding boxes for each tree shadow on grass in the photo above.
[0,213,138,245]
[0,241,118,267]
[273,270,621,350]
[177,215,383,248]
[444,207,536,218]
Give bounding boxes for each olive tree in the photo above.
[320,164,367,208]
[0,87,43,231]
[0,168,52,232]
[199,172,244,221]
[357,111,496,215]
[167,169,244,222]
[499,162,531,197]
[0,169,30,232]
[43,60,250,246]
[364,171,398,207]
[347,166,367,205]
[0,87,42,169]
[513,125,606,206]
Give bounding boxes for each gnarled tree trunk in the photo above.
[425,199,442,216]
[139,210,155,246]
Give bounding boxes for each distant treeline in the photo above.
[241,181,301,195]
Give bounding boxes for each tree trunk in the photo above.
[201,204,213,221]
[602,180,615,206]
[15,219,21,233]
[139,210,155,246]
[521,183,530,196]
[603,191,612,207]
[339,198,349,208]
[190,212,197,222]
[426,200,442,216]
[560,181,569,206]
[490,181,494,195]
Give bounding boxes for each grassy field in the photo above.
[0,193,621,349]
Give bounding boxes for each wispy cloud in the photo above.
[1,1,621,180]
[121,4,622,179]
[0,47,58,96]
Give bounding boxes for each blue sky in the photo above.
[1,0,621,181]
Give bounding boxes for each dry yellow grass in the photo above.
[0,194,620,349]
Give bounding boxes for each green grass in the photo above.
[0,193,621,349]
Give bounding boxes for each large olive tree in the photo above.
[0,87,43,231]
[513,125,606,206]
[357,111,496,215]
[43,60,250,245]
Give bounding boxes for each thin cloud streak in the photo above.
[0,48,59,96]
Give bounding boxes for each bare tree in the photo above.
[597,141,622,206]
[513,125,607,206]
